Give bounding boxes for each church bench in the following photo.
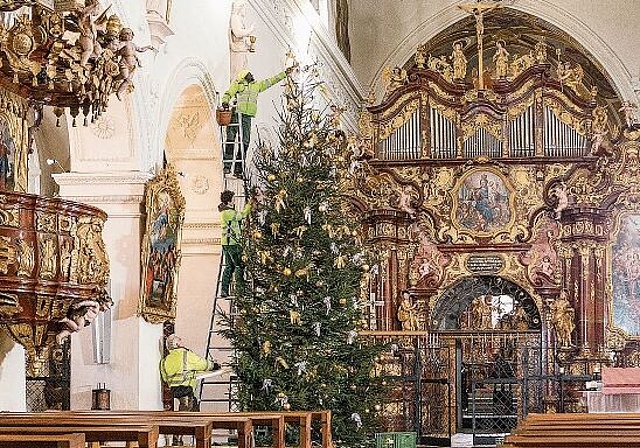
[0,420,159,448]
[0,425,158,448]
[0,433,85,448]
[502,434,640,447]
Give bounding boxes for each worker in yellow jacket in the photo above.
[221,66,293,178]
[160,334,220,411]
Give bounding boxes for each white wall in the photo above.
[0,329,26,411]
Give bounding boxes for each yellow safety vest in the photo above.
[159,348,214,391]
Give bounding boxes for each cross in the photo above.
[458,0,502,90]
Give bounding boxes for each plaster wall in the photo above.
[0,329,26,411]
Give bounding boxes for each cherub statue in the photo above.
[549,183,568,219]
[73,0,113,68]
[56,298,111,344]
[590,128,609,156]
[534,38,547,63]
[115,28,155,100]
[619,101,638,128]
[382,66,407,94]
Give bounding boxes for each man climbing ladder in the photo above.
[218,189,253,297]
[221,66,294,177]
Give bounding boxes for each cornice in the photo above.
[53,172,155,186]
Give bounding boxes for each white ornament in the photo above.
[313,322,321,336]
[304,206,312,224]
[294,361,309,376]
[262,379,273,393]
[318,202,329,212]
[330,242,339,254]
[290,294,299,307]
[323,296,332,315]
[347,329,358,344]
[258,210,267,226]
[351,413,363,429]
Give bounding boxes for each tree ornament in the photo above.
[283,267,292,276]
[374,404,382,412]
[303,206,312,224]
[318,202,329,212]
[323,296,332,315]
[283,403,291,411]
[347,329,358,344]
[275,189,288,212]
[289,293,299,307]
[316,280,325,287]
[289,309,301,324]
[312,322,321,336]
[330,242,339,254]
[252,230,263,240]
[261,378,273,393]
[350,384,357,390]
[258,210,267,226]
[334,255,347,268]
[351,413,363,429]
[271,223,281,236]
[262,340,272,356]
[267,174,276,182]
[294,361,309,376]
[293,225,308,238]
[339,298,347,306]
[258,250,272,265]
[294,264,313,280]
[275,357,289,370]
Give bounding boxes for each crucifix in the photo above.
[458,0,502,90]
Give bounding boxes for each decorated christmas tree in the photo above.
[223,68,385,447]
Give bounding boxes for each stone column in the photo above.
[54,172,163,410]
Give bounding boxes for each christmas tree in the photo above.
[223,67,385,447]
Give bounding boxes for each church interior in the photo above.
[1,0,640,447]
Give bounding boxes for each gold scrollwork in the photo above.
[36,211,57,233]
[0,292,21,317]
[0,207,19,227]
[75,216,109,286]
[38,234,57,280]
[461,113,504,143]
[378,98,420,141]
[0,235,16,274]
[543,97,588,135]
[15,239,34,277]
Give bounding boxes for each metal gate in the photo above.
[372,333,453,447]
[26,340,71,411]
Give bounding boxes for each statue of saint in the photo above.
[493,40,509,78]
[397,290,419,331]
[229,0,255,80]
[550,290,575,347]
[451,41,467,80]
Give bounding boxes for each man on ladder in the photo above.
[218,189,253,298]
[220,66,293,178]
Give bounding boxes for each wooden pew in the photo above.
[503,413,640,448]
[0,433,85,448]
[0,425,158,448]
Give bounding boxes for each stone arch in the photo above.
[371,0,635,104]
[154,58,219,172]
[431,275,542,331]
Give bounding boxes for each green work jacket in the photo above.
[222,71,286,117]
[159,348,215,391]
[221,202,252,246]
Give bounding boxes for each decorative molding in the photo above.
[190,174,210,195]
[53,172,154,186]
[182,238,220,245]
[65,195,145,204]
[184,222,219,230]
[90,116,116,140]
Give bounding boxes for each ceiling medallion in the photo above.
[0,0,153,126]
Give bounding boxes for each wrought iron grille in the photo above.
[26,340,71,412]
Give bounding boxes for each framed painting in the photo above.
[139,164,185,323]
[611,214,640,338]
[451,167,515,237]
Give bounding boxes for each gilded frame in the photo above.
[450,167,516,238]
[139,165,185,324]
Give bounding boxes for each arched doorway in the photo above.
[431,276,543,443]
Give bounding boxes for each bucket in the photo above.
[216,108,232,126]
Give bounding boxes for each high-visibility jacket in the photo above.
[221,70,286,117]
[159,348,215,391]
[221,202,252,246]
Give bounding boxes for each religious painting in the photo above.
[452,168,513,235]
[612,214,640,337]
[139,165,185,324]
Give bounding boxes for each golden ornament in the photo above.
[277,392,286,398]
[283,267,292,276]
[262,340,272,356]
[350,384,357,390]
[334,255,347,268]
[271,223,281,236]
[374,404,382,411]
[339,298,347,306]
[283,403,291,411]
[362,264,370,272]
[268,174,277,181]
[252,230,263,239]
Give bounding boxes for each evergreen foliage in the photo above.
[222,68,385,448]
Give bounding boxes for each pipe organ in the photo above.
[509,105,536,158]
[544,105,587,157]
[378,109,421,160]
[429,108,457,159]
